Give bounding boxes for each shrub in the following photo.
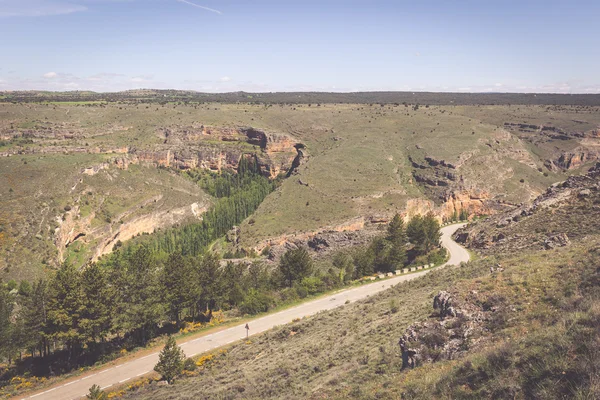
[183,357,197,371]
[299,276,324,296]
[239,290,274,315]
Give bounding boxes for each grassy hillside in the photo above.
[2,101,599,280]
[0,152,209,281]
[123,167,600,400]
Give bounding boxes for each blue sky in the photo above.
[0,0,598,93]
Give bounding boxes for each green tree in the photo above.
[154,336,185,384]
[86,384,107,400]
[161,253,193,324]
[369,236,391,272]
[111,247,164,344]
[193,253,224,314]
[80,263,114,346]
[244,261,271,291]
[385,214,407,269]
[422,212,441,253]
[46,263,84,357]
[407,212,441,254]
[332,252,354,283]
[0,283,15,363]
[278,247,314,287]
[351,246,374,279]
[221,261,245,309]
[23,280,49,357]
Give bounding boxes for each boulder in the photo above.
[543,233,571,250]
[433,291,457,319]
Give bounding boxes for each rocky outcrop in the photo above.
[252,217,368,260]
[91,201,207,260]
[555,148,600,170]
[455,162,600,253]
[399,290,502,369]
[129,126,302,178]
[404,189,499,223]
[543,233,571,250]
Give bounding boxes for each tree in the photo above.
[154,336,185,384]
[23,279,49,357]
[421,212,441,253]
[46,263,84,357]
[111,246,165,344]
[407,214,425,252]
[385,214,407,269]
[221,262,245,309]
[86,384,107,400]
[278,247,314,287]
[0,283,15,363]
[80,263,114,346]
[161,253,193,324]
[193,253,224,314]
[407,212,441,254]
[369,236,392,272]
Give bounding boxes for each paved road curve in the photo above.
[22,223,469,400]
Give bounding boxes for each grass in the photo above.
[119,233,600,400]
[1,101,598,280]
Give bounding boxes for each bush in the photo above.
[183,357,197,371]
[299,276,324,296]
[239,290,274,315]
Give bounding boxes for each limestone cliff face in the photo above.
[548,127,600,170]
[54,193,208,264]
[124,126,301,179]
[405,189,496,222]
[91,202,208,261]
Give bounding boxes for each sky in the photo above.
[0,0,598,93]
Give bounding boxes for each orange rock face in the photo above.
[404,189,493,222]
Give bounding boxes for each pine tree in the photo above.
[23,279,49,357]
[278,247,314,287]
[154,336,185,384]
[0,283,15,363]
[422,212,441,253]
[46,263,84,357]
[86,384,107,400]
[80,263,114,346]
[385,214,407,269]
[112,246,165,344]
[161,253,193,324]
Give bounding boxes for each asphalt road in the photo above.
[22,223,469,400]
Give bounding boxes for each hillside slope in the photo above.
[124,165,600,400]
[2,101,600,280]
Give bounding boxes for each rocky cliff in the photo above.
[123,125,302,178]
[455,162,600,254]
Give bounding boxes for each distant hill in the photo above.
[2,90,600,106]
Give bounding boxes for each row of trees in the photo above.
[140,157,276,257]
[0,211,443,377]
[0,245,323,373]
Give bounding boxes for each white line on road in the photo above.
[119,378,131,383]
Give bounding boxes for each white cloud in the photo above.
[220,76,231,82]
[0,0,87,17]
[43,71,58,78]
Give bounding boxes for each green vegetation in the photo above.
[86,384,107,400]
[154,336,185,384]
[0,214,443,394]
